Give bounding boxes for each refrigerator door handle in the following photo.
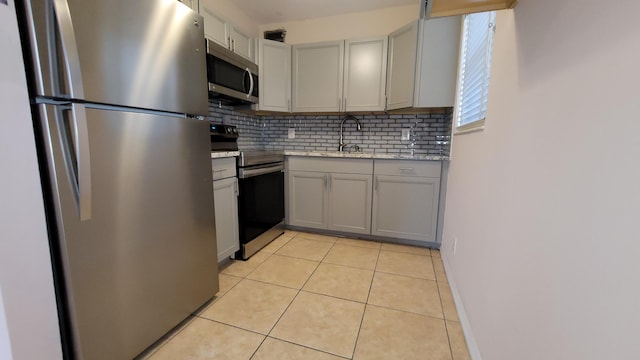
[52,0,86,99]
[71,103,92,221]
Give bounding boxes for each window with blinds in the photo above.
[455,11,496,131]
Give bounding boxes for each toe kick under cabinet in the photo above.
[286,156,442,244]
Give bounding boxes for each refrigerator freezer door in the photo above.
[24,0,208,115]
[38,104,218,359]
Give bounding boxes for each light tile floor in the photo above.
[144,231,471,360]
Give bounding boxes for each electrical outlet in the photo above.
[453,237,458,255]
[288,128,295,139]
[401,128,411,141]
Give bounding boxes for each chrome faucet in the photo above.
[338,115,362,152]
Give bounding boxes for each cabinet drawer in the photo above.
[212,157,237,180]
[288,156,373,174]
[374,159,441,177]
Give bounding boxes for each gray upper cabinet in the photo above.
[414,16,462,107]
[229,26,253,61]
[200,2,254,61]
[257,39,291,112]
[177,0,199,12]
[387,17,462,110]
[292,41,344,112]
[292,38,388,113]
[344,37,388,112]
[201,4,229,47]
[386,21,419,110]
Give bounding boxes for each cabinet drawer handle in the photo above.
[213,169,228,173]
[399,167,414,171]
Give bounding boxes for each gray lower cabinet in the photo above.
[288,171,372,234]
[371,175,440,242]
[287,157,373,235]
[372,160,441,243]
[288,171,329,229]
[212,157,239,262]
[327,173,372,234]
[287,157,441,243]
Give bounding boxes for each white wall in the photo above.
[259,4,419,44]
[442,1,640,359]
[0,2,63,360]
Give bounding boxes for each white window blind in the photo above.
[455,11,496,129]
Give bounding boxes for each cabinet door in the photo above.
[288,171,328,229]
[372,175,440,242]
[230,26,253,61]
[292,41,344,112]
[386,21,419,110]
[178,0,199,12]
[344,37,388,112]
[258,39,291,112]
[201,3,229,48]
[213,177,239,262]
[414,16,462,107]
[328,173,372,235]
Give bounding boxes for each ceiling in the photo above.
[231,0,418,24]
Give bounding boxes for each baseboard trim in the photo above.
[441,255,483,360]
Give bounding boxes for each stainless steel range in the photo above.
[236,151,285,259]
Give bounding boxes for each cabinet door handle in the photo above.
[234,178,239,196]
[323,174,327,188]
[374,176,379,191]
[328,174,332,191]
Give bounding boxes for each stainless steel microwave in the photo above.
[206,39,259,105]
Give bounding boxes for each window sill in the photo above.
[454,119,485,135]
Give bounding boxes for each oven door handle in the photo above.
[238,163,284,179]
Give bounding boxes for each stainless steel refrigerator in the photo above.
[19,0,219,359]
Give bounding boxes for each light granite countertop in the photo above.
[210,151,240,159]
[284,151,449,161]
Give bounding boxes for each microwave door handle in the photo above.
[245,68,254,99]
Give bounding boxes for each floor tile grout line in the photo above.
[350,244,383,359]
[256,239,347,357]
[374,268,438,281]
[263,336,352,360]
[140,314,200,359]
[431,249,455,360]
[197,316,270,338]
[259,239,336,346]
[364,303,449,322]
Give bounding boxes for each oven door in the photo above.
[237,166,284,246]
